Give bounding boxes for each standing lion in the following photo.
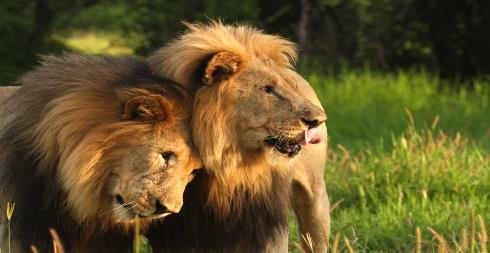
[146,22,330,252]
[0,54,201,252]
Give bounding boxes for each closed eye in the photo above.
[161,151,176,166]
[263,85,275,94]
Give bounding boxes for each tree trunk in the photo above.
[28,0,54,51]
[298,0,312,60]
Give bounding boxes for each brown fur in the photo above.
[0,86,17,103]
[0,54,200,252]
[147,21,329,252]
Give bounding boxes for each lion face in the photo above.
[56,88,201,225]
[105,92,200,222]
[233,65,326,158]
[108,123,199,222]
[195,53,326,161]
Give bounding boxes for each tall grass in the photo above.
[306,70,490,151]
[290,122,490,252]
[327,123,488,251]
[289,71,490,252]
[5,202,14,253]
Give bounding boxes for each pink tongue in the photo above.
[299,127,325,145]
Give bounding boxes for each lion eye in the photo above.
[263,85,275,94]
[161,151,176,166]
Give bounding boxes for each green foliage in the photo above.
[0,0,102,84]
[56,3,146,50]
[0,1,37,83]
[1,0,489,83]
[124,0,261,54]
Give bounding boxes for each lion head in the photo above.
[148,22,326,214]
[86,87,200,224]
[0,55,201,233]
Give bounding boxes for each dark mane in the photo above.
[0,53,188,252]
[148,169,292,252]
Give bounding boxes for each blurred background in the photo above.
[1,0,490,252]
[1,0,489,84]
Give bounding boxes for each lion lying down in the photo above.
[0,54,201,252]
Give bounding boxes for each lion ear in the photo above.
[202,52,242,85]
[123,95,173,122]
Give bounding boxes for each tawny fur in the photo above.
[148,21,298,91]
[0,54,196,253]
[147,21,330,253]
[148,21,299,215]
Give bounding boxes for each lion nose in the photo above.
[301,118,320,128]
[301,105,327,128]
[154,200,180,215]
[301,114,326,128]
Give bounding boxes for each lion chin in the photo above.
[264,136,303,157]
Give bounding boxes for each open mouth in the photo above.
[264,137,302,157]
[264,127,325,157]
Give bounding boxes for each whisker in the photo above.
[274,129,284,139]
[125,202,140,211]
[121,200,135,208]
[100,204,123,217]
[99,200,135,217]
[277,129,289,144]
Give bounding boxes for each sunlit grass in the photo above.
[288,119,490,252]
[286,71,490,252]
[52,32,134,55]
[306,70,490,151]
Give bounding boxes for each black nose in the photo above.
[154,200,172,215]
[301,117,324,128]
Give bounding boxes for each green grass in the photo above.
[307,70,490,151]
[325,126,489,252]
[288,71,490,252]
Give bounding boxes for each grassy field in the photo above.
[287,71,490,252]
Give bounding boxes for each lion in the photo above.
[146,22,330,252]
[0,54,201,252]
[0,86,17,103]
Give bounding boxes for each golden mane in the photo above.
[145,22,329,253]
[148,22,300,217]
[147,21,298,89]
